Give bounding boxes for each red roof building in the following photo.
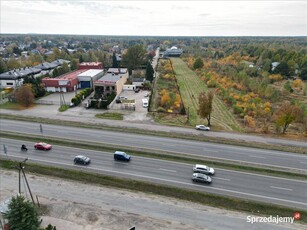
[42,69,87,92]
[79,62,103,70]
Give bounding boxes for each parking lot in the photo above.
[110,89,150,112]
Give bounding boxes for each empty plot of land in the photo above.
[171,58,242,131]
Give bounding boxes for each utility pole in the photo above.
[18,158,35,205]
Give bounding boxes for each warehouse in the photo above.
[77,69,104,89]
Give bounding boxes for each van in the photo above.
[114,151,131,162]
[142,98,148,108]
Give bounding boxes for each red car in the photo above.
[34,142,52,151]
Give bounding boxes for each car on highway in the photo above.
[195,125,210,131]
[74,155,91,165]
[192,173,212,184]
[193,164,215,175]
[34,142,52,151]
[114,151,131,162]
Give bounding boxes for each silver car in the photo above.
[192,173,212,184]
[193,164,215,175]
[195,125,210,131]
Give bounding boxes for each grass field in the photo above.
[170,58,242,131]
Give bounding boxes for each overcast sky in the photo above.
[1,1,306,36]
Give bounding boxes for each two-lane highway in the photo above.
[1,138,306,210]
[1,120,307,172]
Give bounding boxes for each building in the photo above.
[0,67,42,89]
[42,69,87,92]
[94,68,128,97]
[77,69,104,89]
[163,46,183,57]
[79,62,103,70]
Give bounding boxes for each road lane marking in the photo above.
[159,168,177,173]
[248,155,266,159]
[214,177,230,181]
[270,186,293,191]
[300,162,307,165]
[3,155,307,207]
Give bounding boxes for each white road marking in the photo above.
[300,162,307,165]
[214,177,230,181]
[3,155,306,207]
[270,186,293,191]
[159,168,177,173]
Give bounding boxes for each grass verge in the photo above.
[0,158,306,224]
[2,132,306,180]
[0,115,306,154]
[58,105,69,112]
[95,112,124,120]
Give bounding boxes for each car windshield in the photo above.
[40,142,48,146]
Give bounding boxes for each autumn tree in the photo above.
[14,84,35,107]
[198,90,214,126]
[0,57,8,73]
[4,195,41,230]
[272,101,303,133]
[193,57,204,70]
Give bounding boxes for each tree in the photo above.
[193,57,204,70]
[14,84,35,107]
[145,62,154,82]
[273,61,290,77]
[273,101,303,133]
[121,44,147,74]
[0,57,8,73]
[112,52,118,68]
[300,67,307,80]
[198,91,214,126]
[4,195,40,230]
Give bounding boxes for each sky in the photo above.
[1,0,306,36]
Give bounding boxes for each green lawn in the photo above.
[171,58,242,131]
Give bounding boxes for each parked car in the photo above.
[114,151,131,162]
[144,92,149,97]
[115,97,121,103]
[193,164,215,175]
[192,173,212,184]
[134,88,140,93]
[195,125,210,131]
[74,155,91,165]
[34,142,52,151]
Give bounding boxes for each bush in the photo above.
[233,105,243,114]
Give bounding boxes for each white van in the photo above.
[142,99,148,108]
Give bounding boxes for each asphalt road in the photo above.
[1,120,307,172]
[1,138,306,210]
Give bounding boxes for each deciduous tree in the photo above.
[14,84,35,107]
[121,44,147,74]
[272,101,303,133]
[198,90,214,126]
[193,57,204,70]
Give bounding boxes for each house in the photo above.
[94,68,128,97]
[162,46,183,57]
[77,69,104,89]
[271,62,280,71]
[42,69,87,92]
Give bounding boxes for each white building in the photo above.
[77,69,104,89]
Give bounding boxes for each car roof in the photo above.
[195,164,208,168]
[194,173,209,179]
[115,151,126,155]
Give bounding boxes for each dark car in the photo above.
[114,151,131,162]
[115,97,121,103]
[134,88,140,93]
[34,142,52,151]
[192,173,212,184]
[74,155,91,165]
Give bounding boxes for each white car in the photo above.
[193,164,215,175]
[195,125,210,131]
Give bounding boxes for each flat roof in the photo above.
[79,62,102,66]
[78,69,104,77]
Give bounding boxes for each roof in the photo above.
[43,69,87,82]
[95,73,122,84]
[79,62,102,67]
[78,69,104,77]
[107,68,128,74]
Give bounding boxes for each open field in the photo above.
[170,58,242,131]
